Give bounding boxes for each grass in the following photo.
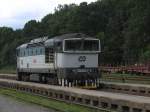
[0,88,109,112]
[0,66,16,74]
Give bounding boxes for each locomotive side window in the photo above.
[35,48,38,55]
[37,47,44,55]
[25,49,28,56]
[21,50,23,57]
[40,48,42,54]
[17,47,44,57]
[33,48,35,55]
[31,48,33,56]
[24,50,25,56]
[28,48,31,56]
[28,49,30,56]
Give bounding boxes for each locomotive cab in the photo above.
[51,34,101,87]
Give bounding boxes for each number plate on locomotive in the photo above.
[77,69,87,72]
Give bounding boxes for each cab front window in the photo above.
[64,39,100,52]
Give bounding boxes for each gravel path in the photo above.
[0,95,58,112]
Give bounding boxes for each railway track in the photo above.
[102,75,150,84]
[0,78,149,112]
[100,65,150,75]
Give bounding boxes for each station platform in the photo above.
[0,79,149,112]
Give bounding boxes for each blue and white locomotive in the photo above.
[16,33,101,87]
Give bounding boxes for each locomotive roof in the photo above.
[52,33,93,40]
[17,33,96,49]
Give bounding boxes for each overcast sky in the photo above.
[0,0,97,29]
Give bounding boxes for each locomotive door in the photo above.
[45,48,54,63]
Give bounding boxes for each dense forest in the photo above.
[0,0,150,69]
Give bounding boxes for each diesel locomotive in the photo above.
[16,33,101,87]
